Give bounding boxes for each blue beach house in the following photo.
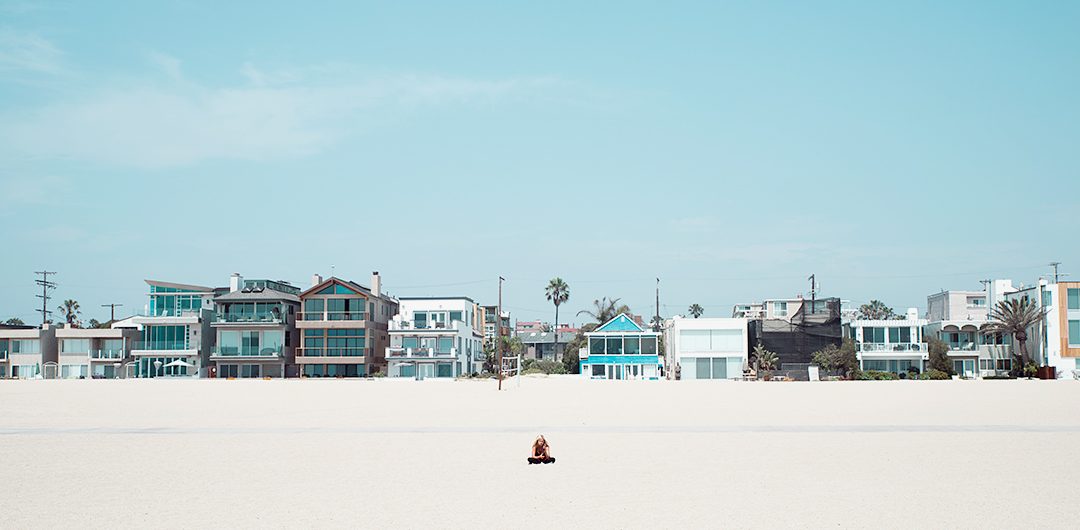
[580,313,662,380]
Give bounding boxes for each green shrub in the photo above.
[857,370,899,381]
[918,368,950,380]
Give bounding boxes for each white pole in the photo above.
[516,355,521,388]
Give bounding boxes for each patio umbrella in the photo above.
[164,359,194,368]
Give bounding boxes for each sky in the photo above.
[1,0,1078,326]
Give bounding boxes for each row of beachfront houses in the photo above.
[3,273,1079,380]
[0,272,504,380]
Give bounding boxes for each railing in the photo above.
[213,346,283,357]
[947,342,978,352]
[386,347,455,358]
[857,343,926,352]
[132,341,195,351]
[389,320,460,331]
[297,312,365,322]
[215,313,283,323]
[91,349,125,359]
[297,348,366,358]
[136,309,203,318]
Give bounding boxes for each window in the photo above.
[773,301,788,317]
[449,311,463,322]
[695,358,711,379]
[589,338,605,355]
[1042,290,1052,307]
[862,328,885,343]
[61,339,91,354]
[403,337,418,350]
[887,327,911,343]
[437,337,454,353]
[624,337,641,354]
[606,337,623,355]
[591,364,606,377]
[641,337,657,355]
[304,299,324,318]
[1069,289,1080,310]
[1069,320,1080,346]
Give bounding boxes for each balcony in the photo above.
[214,313,283,324]
[857,343,926,353]
[386,347,456,358]
[91,349,125,360]
[212,346,283,358]
[297,312,366,322]
[946,342,978,352]
[132,341,197,352]
[297,348,366,358]
[389,320,461,331]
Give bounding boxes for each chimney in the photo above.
[372,271,381,298]
[230,273,243,293]
[311,274,323,287]
[906,308,918,320]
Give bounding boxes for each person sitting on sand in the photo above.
[527,435,555,464]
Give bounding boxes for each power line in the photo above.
[101,303,124,322]
[34,270,57,325]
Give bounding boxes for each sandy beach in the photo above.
[2,376,1079,529]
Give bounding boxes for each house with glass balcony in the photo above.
[210,274,300,378]
[579,313,663,380]
[923,281,1015,378]
[997,281,1080,377]
[846,311,929,375]
[130,280,221,378]
[296,273,399,378]
[1,323,57,379]
[55,325,139,379]
[386,297,484,379]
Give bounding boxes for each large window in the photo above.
[11,339,40,354]
[589,335,658,355]
[589,338,604,355]
[679,329,742,352]
[300,329,365,356]
[303,299,324,319]
[862,328,885,343]
[1069,320,1080,346]
[143,325,187,350]
[437,337,454,354]
[691,357,729,379]
[773,302,788,317]
[888,327,911,343]
[1069,289,1080,310]
[219,330,283,356]
[61,339,91,353]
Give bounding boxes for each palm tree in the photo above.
[4,317,25,326]
[983,297,1046,368]
[577,297,623,324]
[545,278,570,357]
[752,342,779,377]
[57,299,81,327]
[857,300,897,320]
[688,304,704,318]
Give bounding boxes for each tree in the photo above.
[857,300,898,320]
[561,322,597,374]
[688,304,704,318]
[752,342,779,375]
[983,297,1046,367]
[811,338,858,377]
[4,317,24,326]
[577,297,624,324]
[87,318,102,329]
[926,336,952,375]
[545,278,570,361]
[57,299,81,327]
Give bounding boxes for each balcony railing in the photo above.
[297,348,366,358]
[386,347,456,358]
[947,342,978,352]
[212,346,283,358]
[137,309,203,318]
[857,343,926,352]
[297,312,366,322]
[132,341,196,351]
[215,313,283,324]
[91,349,125,359]
[389,320,461,331]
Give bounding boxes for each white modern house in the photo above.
[55,325,139,379]
[847,309,929,375]
[386,297,484,379]
[1002,280,1080,377]
[664,317,749,380]
[923,280,1015,378]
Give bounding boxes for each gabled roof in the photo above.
[595,313,645,333]
[300,277,372,299]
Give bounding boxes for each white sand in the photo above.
[2,376,1079,529]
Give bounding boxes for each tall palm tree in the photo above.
[983,297,1046,367]
[577,297,623,324]
[688,304,704,318]
[545,278,570,356]
[57,299,81,327]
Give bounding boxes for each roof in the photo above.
[300,277,396,303]
[399,296,476,303]
[593,313,647,333]
[145,279,216,292]
[214,289,300,303]
[518,331,577,344]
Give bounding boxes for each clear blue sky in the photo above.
[1,0,1078,325]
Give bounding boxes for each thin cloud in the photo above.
[0,27,63,74]
[0,63,566,169]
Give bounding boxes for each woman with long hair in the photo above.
[527,435,555,464]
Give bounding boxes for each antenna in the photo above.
[1049,262,1061,284]
[808,274,817,305]
[101,303,124,322]
[34,270,57,325]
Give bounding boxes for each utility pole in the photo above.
[808,274,817,306]
[1050,262,1061,284]
[654,277,660,331]
[101,303,124,322]
[34,270,57,325]
[497,276,504,391]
